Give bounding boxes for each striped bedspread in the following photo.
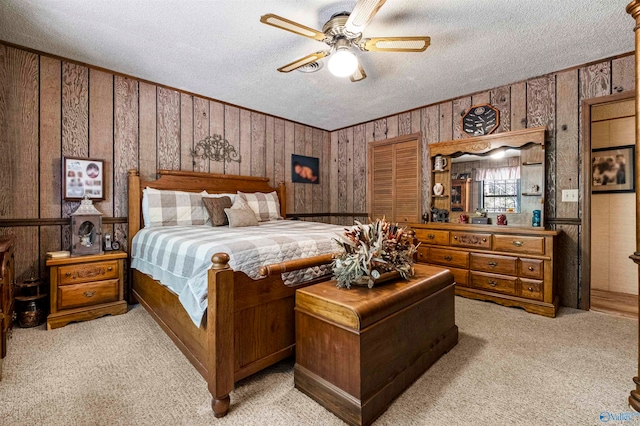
[131,220,346,326]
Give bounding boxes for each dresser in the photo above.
[0,237,15,380]
[411,223,560,317]
[46,251,127,330]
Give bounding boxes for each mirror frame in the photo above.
[429,126,547,226]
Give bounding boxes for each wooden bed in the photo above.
[127,169,333,417]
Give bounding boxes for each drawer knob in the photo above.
[108,267,113,271]
[482,238,487,243]
[427,234,436,240]
[453,236,458,240]
[487,261,498,268]
[513,241,524,247]
[488,280,497,287]
[66,272,71,277]
[83,291,96,298]
[528,266,534,271]
[419,252,424,257]
[444,255,453,261]
[527,287,534,292]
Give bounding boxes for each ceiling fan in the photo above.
[260,0,430,82]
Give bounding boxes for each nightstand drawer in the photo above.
[57,279,119,310]
[429,248,469,269]
[470,272,517,295]
[58,260,119,285]
[493,235,544,255]
[470,253,517,275]
[414,229,450,246]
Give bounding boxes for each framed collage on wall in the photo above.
[63,156,105,200]
[591,145,635,194]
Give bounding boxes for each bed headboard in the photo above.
[127,169,286,252]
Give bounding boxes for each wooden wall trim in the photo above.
[546,218,581,225]
[0,217,127,227]
[290,213,369,218]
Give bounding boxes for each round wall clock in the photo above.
[461,103,500,137]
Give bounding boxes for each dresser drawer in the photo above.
[493,235,544,255]
[520,278,544,301]
[58,260,119,285]
[470,272,517,295]
[416,246,429,263]
[448,267,469,287]
[520,258,544,279]
[414,229,450,246]
[470,253,517,275]
[429,248,469,269]
[450,232,491,249]
[57,279,119,310]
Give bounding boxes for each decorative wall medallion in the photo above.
[191,135,241,164]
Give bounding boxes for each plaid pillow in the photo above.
[143,188,208,227]
[237,191,282,222]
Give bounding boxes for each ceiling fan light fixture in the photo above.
[328,48,359,78]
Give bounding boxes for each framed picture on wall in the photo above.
[291,154,320,184]
[63,156,105,200]
[591,145,635,193]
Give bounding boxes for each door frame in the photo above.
[580,90,635,309]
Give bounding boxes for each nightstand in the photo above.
[46,251,127,330]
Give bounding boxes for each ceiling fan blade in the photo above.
[350,64,367,82]
[260,14,326,41]
[277,51,329,73]
[361,36,431,52]
[345,0,387,34]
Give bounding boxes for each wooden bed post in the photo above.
[277,181,286,218]
[127,170,142,303]
[208,253,235,417]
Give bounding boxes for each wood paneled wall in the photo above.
[330,54,635,308]
[0,43,330,283]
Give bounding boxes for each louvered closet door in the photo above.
[371,144,395,221]
[369,136,420,225]
[394,140,420,224]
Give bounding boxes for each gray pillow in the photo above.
[203,196,232,226]
[224,206,259,228]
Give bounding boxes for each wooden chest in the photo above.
[294,264,458,426]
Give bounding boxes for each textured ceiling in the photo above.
[0,0,633,130]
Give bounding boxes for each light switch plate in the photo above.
[562,189,579,202]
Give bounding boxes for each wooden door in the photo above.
[368,134,421,224]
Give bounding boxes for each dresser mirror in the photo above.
[430,127,546,227]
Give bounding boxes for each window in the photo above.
[483,179,520,212]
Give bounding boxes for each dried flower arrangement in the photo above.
[332,218,419,289]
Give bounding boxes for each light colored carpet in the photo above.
[0,297,636,425]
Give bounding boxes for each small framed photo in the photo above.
[63,156,105,200]
[591,145,635,193]
[292,154,320,184]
